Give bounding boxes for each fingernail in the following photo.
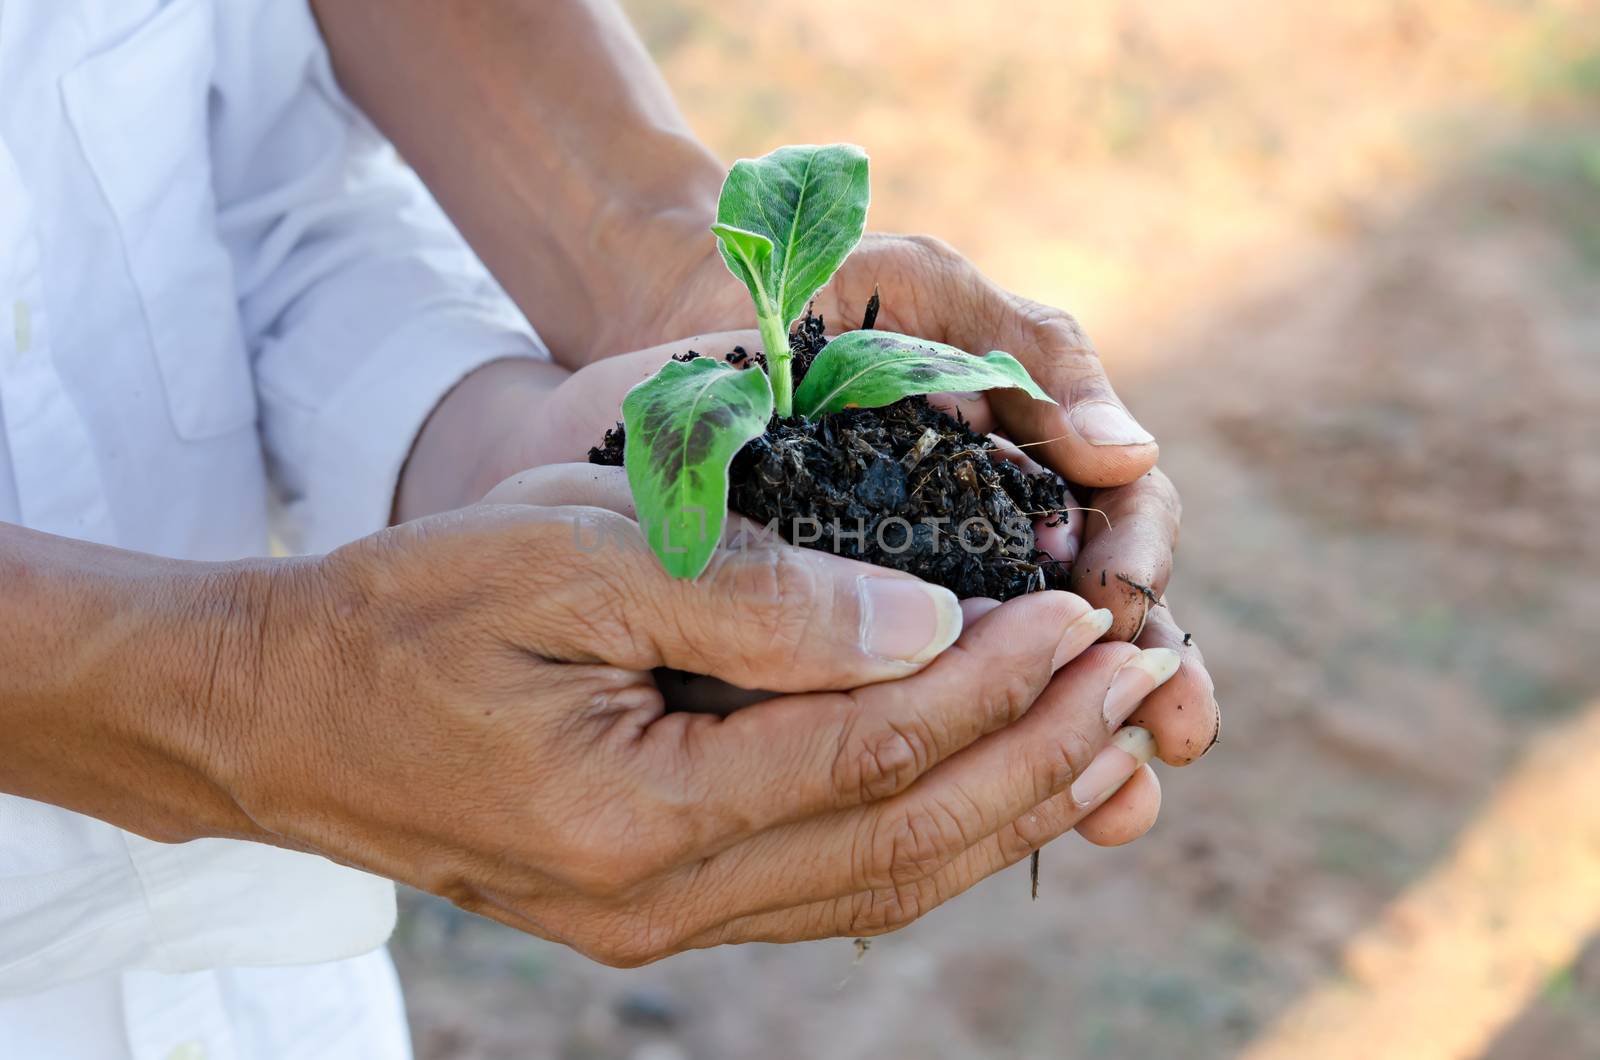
[1069,401,1155,447]
[1052,608,1113,669]
[1071,727,1155,807]
[858,577,963,665]
[1102,647,1181,729]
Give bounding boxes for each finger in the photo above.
[1127,599,1220,766]
[483,462,636,512]
[666,591,1111,842]
[485,463,774,549]
[936,277,1157,488]
[960,597,1002,622]
[984,431,1056,477]
[1075,764,1161,846]
[823,234,1155,487]
[925,391,997,435]
[690,727,1156,947]
[509,501,972,690]
[1034,514,1078,572]
[685,642,1176,916]
[1070,467,1181,641]
[530,331,763,462]
[983,433,1083,567]
[972,301,1158,488]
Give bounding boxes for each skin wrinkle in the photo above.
[876,716,935,799]
[192,572,242,774]
[660,730,745,858]
[830,703,888,808]
[877,802,952,889]
[1033,723,1089,806]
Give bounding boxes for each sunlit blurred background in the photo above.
[392,2,1600,1056]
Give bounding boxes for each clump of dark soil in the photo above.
[589,312,1074,600]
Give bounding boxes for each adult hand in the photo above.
[487,462,1174,849]
[208,488,1180,962]
[1,501,1145,964]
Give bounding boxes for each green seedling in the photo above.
[623,143,1055,578]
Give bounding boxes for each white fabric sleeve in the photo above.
[0,797,396,995]
[210,0,547,554]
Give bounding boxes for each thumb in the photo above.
[482,462,639,513]
[912,242,1158,489]
[652,539,966,691]
[505,487,964,692]
[984,302,1158,490]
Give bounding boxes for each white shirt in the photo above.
[0,0,545,1056]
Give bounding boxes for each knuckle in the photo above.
[1056,726,1101,789]
[1001,799,1072,861]
[981,656,1046,730]
[835,712,931,805]
[578,573,642,652]
[1011,296,1094,360]
[868,798,969,888]
[712,548,820,675]
[849,879,933,936]
[1023,728,1094,814]
[995,820,1042,864]
[903,232,963,267]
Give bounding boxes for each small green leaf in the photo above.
[709,223,775,309]
[622,358,774,579]
[714,144,870,330]
[793,330,1056,417]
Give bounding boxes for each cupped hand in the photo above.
[488,463,1178,852]
[489,317,1219,768]
[219,483,1181,963]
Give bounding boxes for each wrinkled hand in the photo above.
[222,486,1176,964]
[486,462,1184,849]
[503,314,1219,767]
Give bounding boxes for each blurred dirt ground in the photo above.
[392,2,1600,1057]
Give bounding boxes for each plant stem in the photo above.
[760,314,794,416]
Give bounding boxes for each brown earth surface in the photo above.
[393,3,1600,1057]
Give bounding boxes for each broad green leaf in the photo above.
[714,144,870,329]
[793,330,1056,417]
[622,358,774,579]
